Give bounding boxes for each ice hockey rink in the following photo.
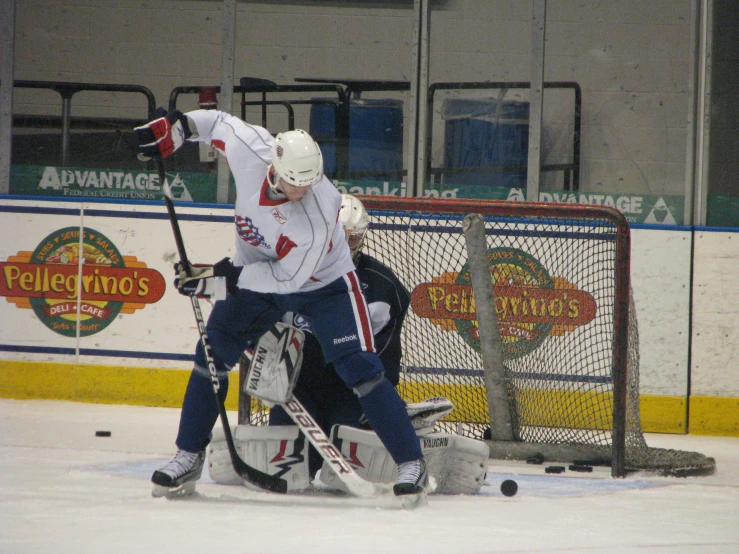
[1,399,737,554]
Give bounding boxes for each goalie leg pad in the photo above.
[360,396,455,435]
[321,425,489,495]
[319,426,396,493]
[421,433,489,495]
[208,425,311,491]
[207,425,242,486]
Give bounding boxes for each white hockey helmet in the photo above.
[270,129,324,188]
[340,194,369,264]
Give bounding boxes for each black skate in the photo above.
[393,459,428,496]
[151,449,205,498]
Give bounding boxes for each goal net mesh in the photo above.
[241,198,714,477]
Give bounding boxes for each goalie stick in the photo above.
[155,157,287,494]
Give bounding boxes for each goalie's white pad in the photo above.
[208,425,311,491]
[321,425,489,495]
[244,322,304,405]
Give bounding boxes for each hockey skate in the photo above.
[394,459,428,495]
[394,459,428,509]
[151,449,205,498]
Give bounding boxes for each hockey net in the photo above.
[240,196,715,477]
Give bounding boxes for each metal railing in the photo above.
[169,78,412,181]
[12,81,156,166]
[8,78,581,191]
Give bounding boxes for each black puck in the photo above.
[526,453,545,465]
[95,430,112,437]
[574,459,610,467]
[569,464,593,472]
[500,479,518,497]
[545,465,565,474]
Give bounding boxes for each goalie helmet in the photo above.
[269,129,323,190]
[340,194,369,264]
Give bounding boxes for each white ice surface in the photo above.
[1,399,738,554]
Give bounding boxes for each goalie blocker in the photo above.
[244,322,305,406]
[209,398,489,495]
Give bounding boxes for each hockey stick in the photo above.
[155,157,287,494]
[281,396,378,498]
[243,335,377,498]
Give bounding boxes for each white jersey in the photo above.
[185,110,355,294]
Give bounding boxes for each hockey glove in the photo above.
[174,257,241,299]
[135,108,192,160]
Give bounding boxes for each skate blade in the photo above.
[152,480,197,499]
[398,491,428,510]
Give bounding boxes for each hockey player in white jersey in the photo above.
[266,193,412,476]
[135,109,426,498]
[207,195,489,496]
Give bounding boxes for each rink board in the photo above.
[0,196,735,435]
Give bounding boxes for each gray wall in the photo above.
[12,0,698,197]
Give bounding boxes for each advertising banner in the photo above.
[9,164,692,227]
[334,180,685,225]
[10,165,218,203]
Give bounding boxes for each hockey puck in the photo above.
[545,465,565,474]
[95,430,112,437]
[569,464,593,472]
[500,479,518,497]
[526,453,545,465]
[574,459,609,467]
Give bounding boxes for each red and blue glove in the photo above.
[135,108,192,161]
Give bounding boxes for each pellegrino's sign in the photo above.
[410,247,597,358]
[0,227,166,337]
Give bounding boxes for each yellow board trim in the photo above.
[1,361,736,436]
[639,394,687,434]
[0,361,240,410]
[398,383,692,433]
[689,396,739,437]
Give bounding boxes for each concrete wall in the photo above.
[12,0,695,196]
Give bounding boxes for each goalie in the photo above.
[209,195,489,495]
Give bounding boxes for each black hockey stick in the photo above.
[156,157,287,494]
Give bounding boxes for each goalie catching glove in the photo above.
[134,107,192,160]
[174,257,241,300]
